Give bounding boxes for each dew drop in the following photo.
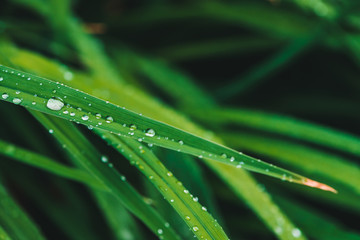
[64,71,73,81]
[201,206,207,211]
[1,93,9,99]
[0,77,3,81]
[70,112,75,117]
[49,129,54,134]
[46,98,64,111]
[105,116,114,123]
[157,229,163,235]
[230,156,235,162]
[193,226,199,232]
[101,156,108,163]
[129,124,137,131]
[185,216,191,221]
[95,113,101,119]
[13,98,22,104]
[167,172,173,177]
[292,228,301,238]
[82,115,89,121]
[179,140,184,145]
[145,128,156,137]
[221,153,227,159]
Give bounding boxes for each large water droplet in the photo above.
[105,116,113,123]
[46,98,64,111]
[13,98,22,104]
[145,128,156,137]
[1,93,9,99]
[82,115,89,121]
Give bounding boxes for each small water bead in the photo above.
[201,206,207,211]
[145,128,155,137]
[292,228,301,238]
[170,199,174,203]
[15,91,20,95]
[157,229,163,235]
[1,93,9,99]
[185,216,191,221]
[64,71,73,81]
[70,112,75,117]
[193,197,198,202]
[164,222,170,228]
[63,110,69,114]
[184,190,189,194]
[101,156,108,163]
[192,226,199,232]
[49,129,54,134]
[178,140,184,145]
[46,98,64,111]
[32,102,36,105]
[105,116,113,123]
[95,113,101,119]
[230,156,235,162]
[129,124,137,131]
[221,153,227,159]
[167,172,173,177]
[82,115,89,121]
[0,77,3,81]
[121,176,126,181]
[13,98,22,104]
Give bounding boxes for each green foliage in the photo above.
[1,0,360,239]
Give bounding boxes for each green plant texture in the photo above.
[1,1,360,240]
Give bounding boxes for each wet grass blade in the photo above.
[221,132,360,194]
[0,139,103,189]
[0,65,335,192]
[96,130,229,239]
[0,180,46,240]
[30,111,181,240]
[191,108,360,158]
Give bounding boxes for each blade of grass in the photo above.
[191,108,360,158]
[0,139,104,189]
[0,180,46,240]
[92,190,144,240]
[0,42,319,239]
[95,130,230,240]
[0,65,335,191]
[275,196,360,240]
[0,225,12,240]
[215,30,321,100]
[30,111,181,240]
[221,132,360,194]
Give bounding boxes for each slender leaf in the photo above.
[0,65,335,192]
[30,111,180,240]
[0,139,103,189]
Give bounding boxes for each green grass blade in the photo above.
[204,161,307,240]
[0,139,104,189]
[191,108,360,158]
[0,65,335,192]
[0,180,46,240]
[92,190,144,240]
[96,130,229,240]
[276,197,360,240]
[221,132,360,194]
[29,111,181,240]
[0,225,12,240]
[216,31,320,99]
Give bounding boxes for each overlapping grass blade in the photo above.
[221,132,360,194]
[191,108,360,158]
[0,180,45,240]
[0,65,335,191]
[92,191,144,240]
[0,225,12,240]
[30,111,181,240]
[96,130,229,239]
[0,139,103,189]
